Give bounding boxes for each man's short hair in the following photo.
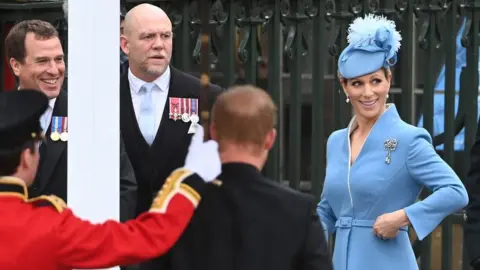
[5,20,59,63]
[211,85,277,150]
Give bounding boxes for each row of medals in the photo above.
[51,131,68,142]
[47,112,197,142]
[179,112,200,124]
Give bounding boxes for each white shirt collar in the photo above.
[128,66,171,93]
[48,98,56,109]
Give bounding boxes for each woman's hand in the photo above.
[373,209,410,240]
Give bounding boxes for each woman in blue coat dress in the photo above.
[316,14,469,270]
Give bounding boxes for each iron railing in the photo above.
[1,0,479,269]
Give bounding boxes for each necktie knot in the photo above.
[140,82,155,94]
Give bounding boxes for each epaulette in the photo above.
[28,195,67,213]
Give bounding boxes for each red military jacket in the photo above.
[0,168,207,270]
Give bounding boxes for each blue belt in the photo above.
[335,217,408,232]
[332,217,409,270]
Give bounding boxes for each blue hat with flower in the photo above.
[338,14,402,79]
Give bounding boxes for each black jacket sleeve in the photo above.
[119,135,137,222]
[296,198,333,270]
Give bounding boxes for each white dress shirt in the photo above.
[40,98,57,133]
[128,66,171,134]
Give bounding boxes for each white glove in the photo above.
[184,125,221,182]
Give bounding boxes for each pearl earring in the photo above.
[386,94,389,99]
[346,97,350,103]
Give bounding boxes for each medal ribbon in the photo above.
[58,117,64,135]
[51,116,60,134]
[182,98,186,115]
[192,99,197,115]
[62,117,68,133]
[169,98,179,119]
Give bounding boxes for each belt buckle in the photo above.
[340,218,351,228]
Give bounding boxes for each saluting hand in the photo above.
[373,209,410,240]
[184,125,221,183]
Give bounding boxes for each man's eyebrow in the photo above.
[33,54,64,61]
[34,56,49,61]
[139,31,154,37]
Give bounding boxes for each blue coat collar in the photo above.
[346,104,401,164]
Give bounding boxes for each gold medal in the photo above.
[50,131,60,141]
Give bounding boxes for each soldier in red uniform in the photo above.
[0,89,221,270]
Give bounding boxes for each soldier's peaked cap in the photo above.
[0,90,48,150]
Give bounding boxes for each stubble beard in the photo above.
[140,62,165,78]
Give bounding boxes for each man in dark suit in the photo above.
[5,19,137,222]
[120,4,222,269]
[169,85,333,270]
[119,3,222,220]
[465,117,480,270]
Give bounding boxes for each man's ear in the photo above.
[120,36,129,55]
[18,146,33,171]
[264,128,277,151]
[9,58,21,76]
[209,123,217,141]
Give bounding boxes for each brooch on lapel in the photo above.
[384,138,397,164]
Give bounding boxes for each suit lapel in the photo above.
[120,69,147,145]
[120,65,197,181]
[36,91,68,193]
[147,67,197,180]
[151,67,195,147]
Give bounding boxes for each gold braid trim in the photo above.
[0,176,28,199]
[149,168,198,213]
[178,183,201,207]
[28,195,67,213]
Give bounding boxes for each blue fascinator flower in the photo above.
[338,14,402,79]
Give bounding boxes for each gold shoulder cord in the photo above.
[149,168,201,213]
[28,195,67,213]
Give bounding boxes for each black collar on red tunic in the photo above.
[0,177,28,199]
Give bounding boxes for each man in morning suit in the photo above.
[0,89,222,270]
[120,4,222,269]
[119,3,222,227]
[169,85,333,270]
[5,20,138,222]
[464,117,480,270]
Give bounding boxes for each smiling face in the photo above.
[10,33,65,99]
[121,5,173,82]
[340,68,391,121]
